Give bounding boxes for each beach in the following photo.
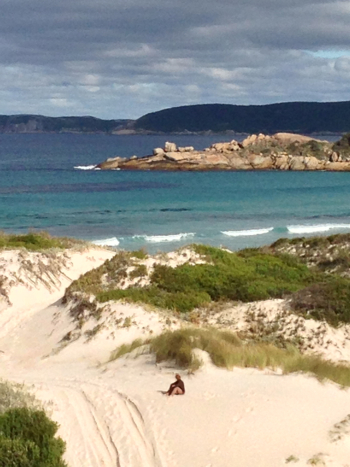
[1,244,350,466]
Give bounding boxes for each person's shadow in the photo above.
[158,390,168,395]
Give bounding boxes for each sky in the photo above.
[1,0,350,120]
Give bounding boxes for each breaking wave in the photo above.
[132,232,195,243]
[221,228,274,237]
[74,165,100,170]
[287,224,350,234]
[91,237,120,246]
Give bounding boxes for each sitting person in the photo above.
[166,374,185,396]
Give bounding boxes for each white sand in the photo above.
[1,247,350,467]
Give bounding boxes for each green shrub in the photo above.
[130,249,148,260]
[97,287,211,313]
[129,264,147,279]
[0,232,80,251]
[0,437,40,467]
[0,408,67,467]
[91,244,315,313]
[290,277,350,326]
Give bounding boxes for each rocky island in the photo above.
[97,132,350,171]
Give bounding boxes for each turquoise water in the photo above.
[0,133,349,253]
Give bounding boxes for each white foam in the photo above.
[91,237,120,247]
[133,233,195,243]
[221,227,274,237]
[74,165,100,170]
[287,224,350,234]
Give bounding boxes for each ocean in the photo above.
[0,133,349,253]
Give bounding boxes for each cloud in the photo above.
[0,0,350,118]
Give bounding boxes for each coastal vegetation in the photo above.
[66,244,316,313]
[0,232,84,251]
[65,236,350,327]
[109,328,350,387]
[0,379,67,466]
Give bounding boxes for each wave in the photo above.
[287,224,350,234]
[91,237,120,247]
[221,227,274,237]
[133,232,195,243]
[74,165,100,170]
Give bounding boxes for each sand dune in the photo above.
[1,247,350,467]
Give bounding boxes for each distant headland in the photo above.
[97,132,350,171]
[3,100,350,134]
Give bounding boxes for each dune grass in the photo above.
[109,328,350,387]
[0,232,83,251]
[0,380,41,414]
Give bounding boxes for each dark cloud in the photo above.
[0,0,350,118]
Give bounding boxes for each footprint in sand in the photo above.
[211,447,219,453]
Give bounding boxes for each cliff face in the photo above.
[97,132,350,171]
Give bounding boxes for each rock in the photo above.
[164,142,177,152]
[304,156,320,170]
[178,146,194,152]
[274,155,289,170]
[330,151,338,162]
[326,162,350,171]
[130,155,137,160]
[164,152,190,162]
[204,154,229,165]
[228,155,252,170]
[97,157,121,169]
[242,134,258,147]
[153,148,165,156]
[289,157,305,171]
[247,154,274,169]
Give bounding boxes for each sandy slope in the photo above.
[1,248,350,467]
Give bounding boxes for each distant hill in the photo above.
[4,100,350,135]
[0,115,132,134]
[134,101,350,134]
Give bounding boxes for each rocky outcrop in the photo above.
[97,133,350,172]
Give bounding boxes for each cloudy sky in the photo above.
[1,0,350,119]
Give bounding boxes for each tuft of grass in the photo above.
[109,328,350,387]
[109,339,146,360]
[130,249,148,260]
[286,455,299,463]
[0,380,41,415]
[129,264,148,280]
[0,231,83,251]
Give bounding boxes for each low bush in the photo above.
[93,244,315,313]
[0,407,67,467]
[0,232,80,251]
[0,437,40,467]
[97,287,211,313]
[290,276,350,326]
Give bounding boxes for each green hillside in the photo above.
[134,101,350,134]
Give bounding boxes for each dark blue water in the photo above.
[0,133,349,253]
